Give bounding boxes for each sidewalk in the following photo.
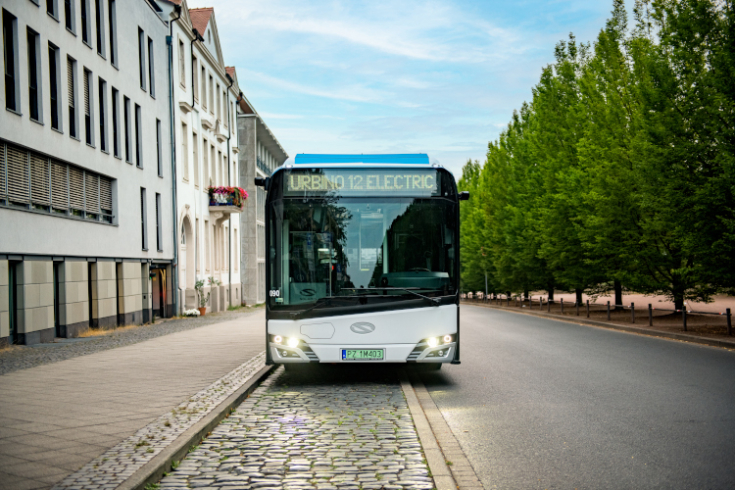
[463,301,735,349]
[0,309,266,490]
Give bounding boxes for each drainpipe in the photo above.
[190,29,203,288]
[167,5,182,316]
[226,73,234,307]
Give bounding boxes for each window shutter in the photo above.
[85,172,99,213]
[0,142,6,200]
[51,160,69,210]
[69,166,85,210]
[67,59,75,107]
[83,72,90,116]
[100,176,112,213]
[30,153,50,206]
[7,144,29,204]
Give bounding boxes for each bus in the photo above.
[256,154,468,368]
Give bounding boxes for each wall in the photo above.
[58,260,89,337]
[16,260,55,344]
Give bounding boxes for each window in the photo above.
[1,140,114,222]
[138,28,145,90]
[155,193,162,251]
[67,56,77,138]
[134,104,141,167]
[98,78,107,152]
[204,219,210,271]
[140,187,147,250]
[83,68,93,145]
[201,67,206,110]
[64,0,74,32]
[94,0,104,56]
[224,92,228,129]
[111,87,119,157]
[231,101,235,131]
[27,29,42,122]
[181,122,188,181]
[209,144,214,186]
[108,0,117,66]
[156,119,162,176]
[123,95,130,162]
[193,132,198,187]
[216,83,220,122]
[47,0,58,19]
[192,57,198,102]
[147,37,155,97]
[208,74,213,113]
[223,156,228,186]
[81,0,90,45]
[218,150,222,184]
[3,10,19,112]
[178,39,185,88]
[48,43,61,130]
[202,137,208,185]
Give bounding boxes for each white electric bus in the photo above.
[256,154,468,368]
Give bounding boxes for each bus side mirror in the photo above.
[459,191,470,201]
[255,177,266,187]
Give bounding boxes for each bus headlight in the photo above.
[287,337,300,348]
[273,335,283,344]
[443,334,453,344]
[427,337,438,348]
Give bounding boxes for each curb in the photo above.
[463,302,735,350]
[399,370,457,490]
[119,363,276,490]
[401,369,485,490]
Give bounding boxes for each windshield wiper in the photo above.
[350,287,441,307]
[289,294,369,319]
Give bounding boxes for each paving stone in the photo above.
[154,366,432,490]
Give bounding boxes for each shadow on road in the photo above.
[275,363,457,387]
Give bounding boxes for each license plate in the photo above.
[342,349,384,361]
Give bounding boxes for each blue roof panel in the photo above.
[294,153,430,165]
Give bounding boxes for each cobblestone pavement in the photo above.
[159,365,434,490]
[51,354,267,490]
[0,307,263,376]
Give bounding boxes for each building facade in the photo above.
[236,99,288,305]
[0,0,177,345]
[167,1,242,314]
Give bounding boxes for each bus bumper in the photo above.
[269,342,456,364]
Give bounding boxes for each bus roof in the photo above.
[293,154,430,165]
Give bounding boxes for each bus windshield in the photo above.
[268,197,457,310]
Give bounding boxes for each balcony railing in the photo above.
[256,156,272,176]
[207,186,248,214]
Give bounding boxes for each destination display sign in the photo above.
[283,169,440,197]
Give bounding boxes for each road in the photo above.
[421,305,735,489]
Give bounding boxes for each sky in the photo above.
[188,0,626,177]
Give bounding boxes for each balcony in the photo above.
[256,156,272,176]
[208,186,248,219]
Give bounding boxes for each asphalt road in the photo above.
[421,305,735,490]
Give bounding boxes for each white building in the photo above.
[236,97,288,305]
[164,0,242,314]
[0,0,175,345]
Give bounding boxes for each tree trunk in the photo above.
[614,280,623,310]
[547,283,555,303]
[575,288,583,305]
[672,275,685,312]
[524,290,529,301]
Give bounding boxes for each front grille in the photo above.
[301,344,320,363]
[406,342,427,362]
